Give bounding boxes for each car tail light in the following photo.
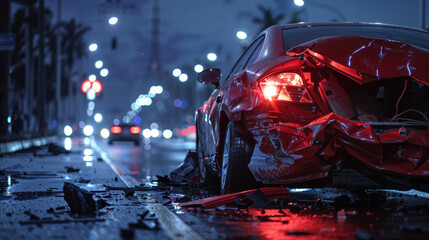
[259,72,312,103]
[129,126,141,134]
[111,126,122,134]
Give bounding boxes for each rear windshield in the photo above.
[282,25,429,51]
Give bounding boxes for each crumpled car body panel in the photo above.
[247,112,429,184]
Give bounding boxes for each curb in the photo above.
[0,136,57,156]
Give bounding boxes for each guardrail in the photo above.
[0,136,57,155]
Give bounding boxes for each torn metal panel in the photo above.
[179,187,288,209]
[249,113,429,184]
[288,36,429,85]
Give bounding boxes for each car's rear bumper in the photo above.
[109,134,140,142]
[245,111,429,184]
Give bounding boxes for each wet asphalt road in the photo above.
[95,137,195,184]
[94,136,429,239]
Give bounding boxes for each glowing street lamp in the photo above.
[294,0,304,7]
[179,73,188,82]
[194,64,203,73]
[94,113,103,123]
[89,43,98,52]
[89,74,96,82]
[172,68,181,77]
[95,60,103,69]
[207,52,217,61]
[108,17,118,25]
[100,68,109,77]
[236,31,247,40]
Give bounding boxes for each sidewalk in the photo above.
[0,137,170,240]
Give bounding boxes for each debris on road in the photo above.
[123,189,135,197]
[47,143,71,155]
[63,182,108,213]
[65,166,80,173]
[179,187,288,209]
[75,177,91,183]
[19,217,105,225]
[170,151,199,183]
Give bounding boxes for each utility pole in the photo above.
[0,0,11,136]
[56,0,62,133]
[37,0,46,134]
[24,0,35,133]
[144,0,162,86]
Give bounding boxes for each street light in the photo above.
[172,68,181,77]
[94,113,103,123]
[194,64,204,73]
[89,43,98,52]
[95,60,103,69]
[100,68,109,77]
[207,53,217,61]
[294,0,304,7]
[108,17,118,25]
[179,73,188,82]
[236,31,247,40]
[89,74,96,82]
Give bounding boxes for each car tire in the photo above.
[134,140,140,146]
[196,125,218,186]
[108,140,113,145]
[221,121,257,194]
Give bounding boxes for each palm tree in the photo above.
[252,5,285,33]
[60,19,90,96]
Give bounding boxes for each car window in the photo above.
[282,25,429,51]
[244,37,264,68]
[222,36,265,84]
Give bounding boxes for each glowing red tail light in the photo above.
[129,126,141,134]
[111,126,122,134]
[187,125,196,133]
[259,72,312,103]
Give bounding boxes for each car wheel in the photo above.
[108,140,113,145]
[134,140,140,146]
[221,122,256,194]
[197,126,218,186]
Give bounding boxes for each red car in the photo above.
[196,23,429,194]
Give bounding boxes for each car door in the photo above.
[200,36,265,161]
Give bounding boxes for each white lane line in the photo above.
[92,140,203,240]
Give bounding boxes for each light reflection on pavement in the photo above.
[96,138,194,183]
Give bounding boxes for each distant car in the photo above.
[108,124,141,145]
[195,23,429,194]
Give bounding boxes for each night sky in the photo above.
[11,0,426,126]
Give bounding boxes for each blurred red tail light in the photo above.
[130,126,141,134]
[187,125,196,133]
[259,72,312,103]
[111,126,122,134]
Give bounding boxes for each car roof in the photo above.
[279,22,428,34]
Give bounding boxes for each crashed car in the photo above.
[195,23,429,194]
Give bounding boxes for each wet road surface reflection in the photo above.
[97,138,194,183]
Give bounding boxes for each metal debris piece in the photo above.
[123,189,134,197]
[234,188,271,208]
[47,143,70,155]
[170,151,199,183]
[63,182,107,213]
[65,166,80,173]
[76,177,91,183]
[179,187,288,209]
